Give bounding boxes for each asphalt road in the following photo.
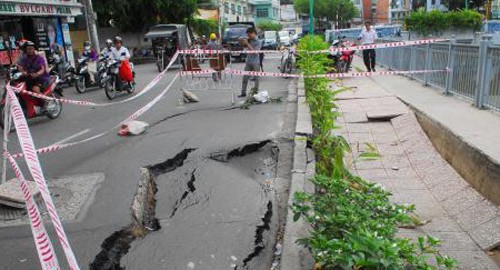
[0,57,296,270]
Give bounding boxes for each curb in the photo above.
[281,78,315,270]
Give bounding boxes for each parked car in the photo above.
[222,22,255,62]
[278,30,291,47]
[262,31,279,50]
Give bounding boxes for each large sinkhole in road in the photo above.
[91,141,280,270]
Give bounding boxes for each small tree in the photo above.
[257,20,283,31]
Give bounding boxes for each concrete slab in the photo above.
[0,179,39,208]
[296,97,313,136]
[469,216,500,250]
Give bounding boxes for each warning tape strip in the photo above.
[180,69,217,76]
[10,73,180,159]
[178,38,447,55]
[7,88,80,270]
[5,150,60,270]
[9,51,181,107]
[224,68,448,78]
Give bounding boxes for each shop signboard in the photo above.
[0,1,82,17]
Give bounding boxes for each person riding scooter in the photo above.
[17,41,49,97]
[81,41,99,83]
[101,39,114,59]
[111,36,131,61]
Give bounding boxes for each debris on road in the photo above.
[182,90,200,103]
[119,121,149,136]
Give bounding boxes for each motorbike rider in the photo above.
[17,41,49,96]
[111,36,131,61]
[101,39,114,59]
[81,41,99,83]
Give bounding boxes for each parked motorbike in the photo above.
[48,52,75,89]
[328,37,355,73]
[74,56,109,93]
[0,66,63,129]
[104,59,136,100]
[279,47,295,75]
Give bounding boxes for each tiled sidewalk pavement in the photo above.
[334,77,500,269]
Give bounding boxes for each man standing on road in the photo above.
[358,21,378,72]
[239,27,262,98]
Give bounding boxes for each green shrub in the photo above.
[257,20,283,31]
[191,18,219,37]
[405,9,482,36]
[293,34,458,269]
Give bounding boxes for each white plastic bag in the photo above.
[118,121,149,136]
[253,90,269,103]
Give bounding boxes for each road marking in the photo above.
[49,129,90,147]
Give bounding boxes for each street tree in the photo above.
[95,0,199,32]
[294,0,358,29]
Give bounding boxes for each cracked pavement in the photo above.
[0,59,295,269]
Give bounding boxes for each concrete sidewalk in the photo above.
[335,58,500,269]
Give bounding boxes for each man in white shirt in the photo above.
[111,36,131,61]
[358,21,378,72]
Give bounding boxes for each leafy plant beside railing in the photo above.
[404,9,482,36]
[292,35,457,269]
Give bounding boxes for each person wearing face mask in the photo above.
[101,39,114,59]
[82,41,98,83]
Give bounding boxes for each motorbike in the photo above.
[279,47,295,75]
[104,58,136,100]
[0,66,63,130]
[74,56,110,93]
[48,52,75,89]
[328,38,355,73]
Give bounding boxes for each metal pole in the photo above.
[424,42,432,86]
[218,0,223,39]
[1,92,10,185]
[445,35,456,95]
[309,0,314,34]
[475,35,493,108]
[82,0,100,52]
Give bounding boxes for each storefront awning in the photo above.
[0,0,83,17]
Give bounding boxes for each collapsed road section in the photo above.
[90,140,289,270]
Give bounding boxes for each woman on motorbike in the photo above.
[82,41,99,83]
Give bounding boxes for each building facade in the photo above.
[220,0,280,24]
[361,0,410,24]
[0,0,82,66]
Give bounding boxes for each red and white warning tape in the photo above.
[9,51,181,108]
[5,150,60,270]
[7,88,80,270]
[10,73,181,159]
[180,69,216,76]
[224,68,448,78]
[178,38,447,55]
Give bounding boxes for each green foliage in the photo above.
[191,19,219,37]
[95,0,198,32]
[257,20,283,32]
[293,34,458,269]
[405,9,482,36]
[294,0,359,27]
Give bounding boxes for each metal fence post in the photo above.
[424,43,432,86]
[409,45,415,80]
[445,36,456,95]
[475,35,493,109]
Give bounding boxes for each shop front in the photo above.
[0,0,82,67]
